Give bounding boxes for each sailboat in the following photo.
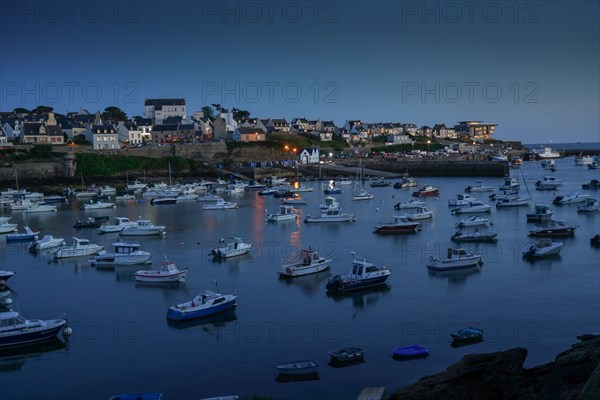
[352,161,374,201]
[495,165,531,208]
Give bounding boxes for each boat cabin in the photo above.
[447,248,469,259]
[111,242,141,254]
[0,312,27,330]
[301,249,320,265]
[114,217,133,225]
[351,257,383,276]
[161,262,178,272]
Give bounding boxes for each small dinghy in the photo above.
[451,327,484,344]
[6,226,40,242]
[327,347,364,364]
[275,360,319,375]
[392,345,429,359]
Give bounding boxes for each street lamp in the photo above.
[427,140,431,153]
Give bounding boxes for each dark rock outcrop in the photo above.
[391,335,600,400]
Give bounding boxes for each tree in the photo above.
[13,107,31,115]
[233,108,251,122]
[211,103,223,113]
[101,106,127,123]
[32,105,54,114]
[201,106,215,120]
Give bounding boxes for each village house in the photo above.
[116,121,145,146]
[298,146,320,164]
[0,126,12,149]
[1,119,21,140]
[454,121,497,141]
[85,112,119,150]
[266,118,291,133]
[144,98,186,124]
[151,124,179,143]
[21,113,64,145]
[234,127,266,142]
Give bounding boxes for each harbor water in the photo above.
[1,157,599,400]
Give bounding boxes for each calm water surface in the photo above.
[1,158,599,400]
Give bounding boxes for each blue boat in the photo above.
[324,187,342,194]
[0,311,67,348]
[6,227,40,242]
[325,253,390,292]
[451,327,483,343]
[392,345,429,359]
[108,394,163,400]
[167,290,237,321]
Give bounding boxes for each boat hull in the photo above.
[167,299,236,321]
[427,256,482,271]
[374,225,419,234]
[54,246,103,259]
[325,275,389,292]
[0,320,66,348]
[134,270,187,282]
[278,260,331,277]
[91,253,152,267]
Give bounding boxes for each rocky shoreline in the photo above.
[391,334,600,400]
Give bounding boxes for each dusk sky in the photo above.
[1,0,598,143]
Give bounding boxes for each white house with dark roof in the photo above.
[1,119,21,140]
[86,112,119,150]
[267,118,290,133]
[144,98,186,124]
[0,126,11,148]
[116,121,144,145]
[234,127,266,142]
[299,147,320,164]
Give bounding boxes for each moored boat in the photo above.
[211,237,252,259]
[325,252,390,292]
[411,185,439,197]
[529,219,578,237]
[98,217,138,234]
[54,237,103,259]
[80,200,115,210]
[526,204,554,221]
[24,203,58,213]
[427,247,482,271]
[448,193,478,207]
[73,216,110,229]
[577,198,599,213]
[373,215,421,234]
[450,201,492,214]
[202,199,238,210]
[451,229,498,242]
[134,260,188,282]
[327,347,364,363]
[455,216,490,228]
[451,327,484,344]
[275,360,319,375]
[119,219,166,236]
[522,239,563,257]
[29,235,65,252]
[0,217,18,234]
[392,345,429,359]
[167,290,237,321]
[304,208,355,223]
[0,270,15,281]
[553,193,590,205]
[394,199,426,210]
[265,205,298,222]
[0,311,67,348]
[90,242,152,267]
[6,226,40,242]
[278,248,332,277]
[404,207,433,220]
[582,179,600,190]
[464,182,493,193]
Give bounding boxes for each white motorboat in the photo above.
[99,185,117,196]
[290,185,314,193]
[167,290,237,321]
[24,203,58,213]
[196,193,221,202]
[522,239,563,258]
[127,180,147,191]
[98,217,138,234]
[577,198,599,213]
[532,147,560,159]
[499,178,520,191]
[29,235,65,251]
[119,219,166,236]
[529,219,579,237]
[465,182,493,192]
[490,154,508,162]
[451,229,498,242]
[134,261,188,282]
[326,252,390,292]
[115,194,136,201]
[8,199,35,211]
[427,248,483,271]
[80,200,115,210]
[553,193,590,205]
[352,189,374,201]
[211,237,252,259]
[575,155,594,165]
[451,201,493,214]
[404,207,433,220]
[394,199,426,210]
[319,196,339,211]
[304,208,355,223]
[202,199,238,210]
[455,216,490,228]
[448,194,478,207]
[535,176,563,191]
[278,248,332,277]
[541,159,556,169]
[90,242,152,267]
[496,195,530,208]
[526,204,554,221]
[0,217,18,234]
[265,205,298,222]
[54,237,103,259]
[334,177,353,186]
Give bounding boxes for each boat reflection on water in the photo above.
[0,337,68,372]
[277,269,331,296]
[522,254,562,266]
[167,309,237,333]
[450,336,484,348]
[114,265,151,282]
[427,265,481,287]
[326,284,391,310]
[275,371,320,383]
[328,357,365,369]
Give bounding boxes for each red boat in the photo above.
[373,216,421,234]
[411,185,439,197]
